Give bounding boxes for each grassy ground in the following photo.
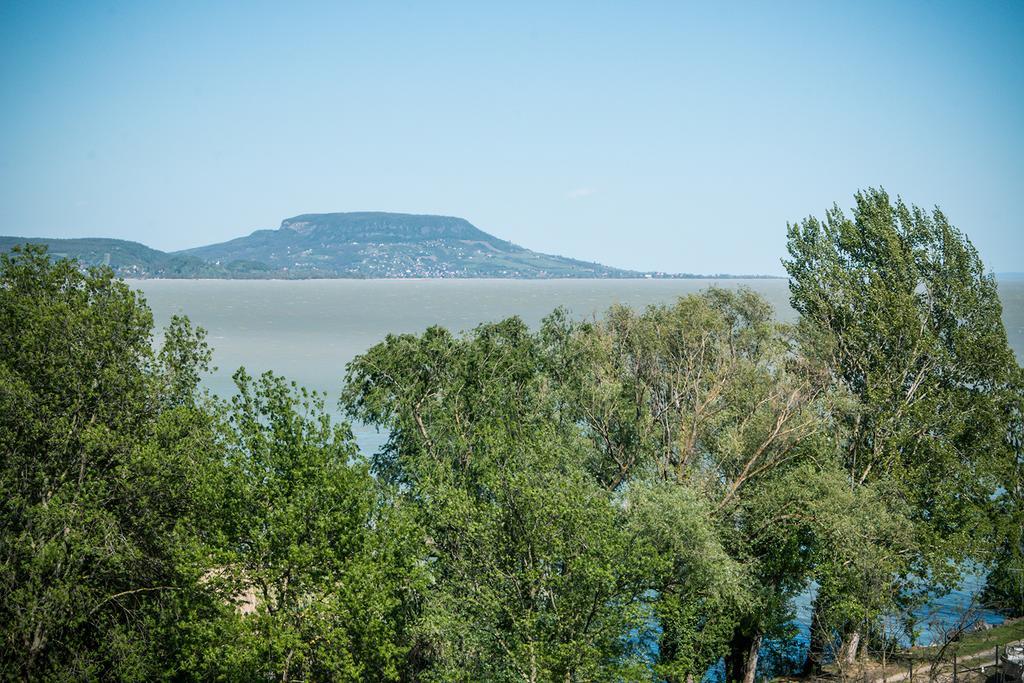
[901,617,1024,661]
[772,618,1024,682]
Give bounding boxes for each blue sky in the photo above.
[1,1,1021,275]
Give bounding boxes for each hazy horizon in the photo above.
[2,2,1022,275]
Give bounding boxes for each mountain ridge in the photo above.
[2,212,779,279]
[175,212,554,278]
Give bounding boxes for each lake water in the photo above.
[133,277,1024,648]
[135,278,1024,397]
[137,278,792,401]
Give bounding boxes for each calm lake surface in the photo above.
[133,277,1024,646]
[137,278,792,402]
[136,276,1023,412]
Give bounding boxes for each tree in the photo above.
[343,318,662,681]
[178,369,425,681]
[784,188,1019,669]
[0,245,425,681]
[539,289,838,682]
[983,366,1024,616]
[0,245,217,680]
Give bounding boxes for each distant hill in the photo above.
[0,236,269,278]
[1,212,775,279]
[178,212,637,278]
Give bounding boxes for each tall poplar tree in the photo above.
[784,188,1019,668]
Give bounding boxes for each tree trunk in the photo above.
[726,630,762,683]
[802,596,828,676]
[726,633,750,682]
[742,633,762,683]
[840,629,861,668]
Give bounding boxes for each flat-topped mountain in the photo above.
[176,212,624,278]
[281,212,514,246]
[2,212,769,279]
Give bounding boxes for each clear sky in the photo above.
[1,1,1021,275]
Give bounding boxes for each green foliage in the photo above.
[539,289,842,680]
[343,318,660,680]
[983,367,1024,616]
[786,188,1014,535]
[0,245,423,681]
[785,188,1020,664]
[342,289,853,681]
[177,370,423,681]
[0,244,216,680]
[3,189,1017,683]
[628,482,747,682]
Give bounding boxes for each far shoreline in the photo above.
[124,274,789,283]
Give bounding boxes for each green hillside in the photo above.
[0,237,270,278]
[3,213,751,279]
[179,212,638,278]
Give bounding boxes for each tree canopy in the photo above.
[1,189,1019,682]
[784,188,1019,668]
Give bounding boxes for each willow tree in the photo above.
[342,319,664,681]
[539,288,840,683]
[784,188,1019,668]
